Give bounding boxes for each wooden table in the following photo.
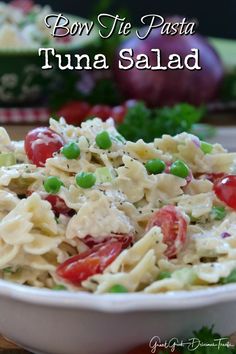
[0,123,236,353]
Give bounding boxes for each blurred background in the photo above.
[0,0,236,151]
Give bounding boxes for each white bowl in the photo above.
[0,279,235,354]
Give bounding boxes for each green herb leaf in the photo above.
[220,268,236,285]
[118,102,204,142]
[183,326,236,354]
[221,69,236,101]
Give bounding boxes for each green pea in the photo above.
[108,284,129,293]
[145,159,166,175]
[96,131,112,149]
[158,271,172,280]
[44,176,63,194]
[200,141,213,154]
[170,160,189,178]
[61,142,80,159]
[76,172,96,189]
[211,206,226,221]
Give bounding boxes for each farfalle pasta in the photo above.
[0,2,81,49]
[0,117,236,294]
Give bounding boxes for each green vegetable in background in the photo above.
[183,327,236,354]
[117,102,204,142]
[221,70,236,101]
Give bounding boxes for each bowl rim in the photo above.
[0,14,100,56]
[0,279,236,313]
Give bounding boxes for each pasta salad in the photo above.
[0,117,236,294]
[0,1,72,49]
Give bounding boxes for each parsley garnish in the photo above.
[117,102,204,142]
[221,70,236,101]
[183,327,236,354]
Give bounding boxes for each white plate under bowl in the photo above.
[0,279,236,354]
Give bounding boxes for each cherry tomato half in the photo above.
[57,101,91,125]
[214,175,236,209]
[24,127,64,167]
[146,205,187,258]
[44,195,73,216]
[83,234,134,250]
[88,105,113,121]
[111,105,127,124]
[56,242,122,285]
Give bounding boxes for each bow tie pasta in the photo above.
[0,117,236,294]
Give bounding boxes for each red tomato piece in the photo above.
[88,105,113,121]
[83,234,134,250]
[10,0,33,13]
[24,127,64,167]
[112,105,127,124]
[214,175,236,209]
[146,205,187,258]
[44,195,73,216]
[56,242,122,285]
[27,191,73,216]
[57,101,91,125]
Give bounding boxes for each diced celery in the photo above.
[211,206,226,221]
[95,167,114,184]
[0,153,16,166]
[172,268,197,285]
[200,141,213,154]
[52,284,67,290]
[158,271,172,280]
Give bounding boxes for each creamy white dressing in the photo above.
[66,193,134,239]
